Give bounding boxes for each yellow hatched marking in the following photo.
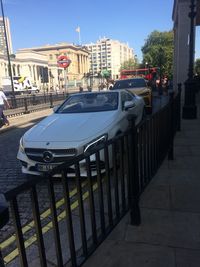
[0,180,88,250]
[3,181,98,264]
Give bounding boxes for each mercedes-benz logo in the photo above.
[43,151,54,163]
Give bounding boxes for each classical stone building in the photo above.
[172,0,200,87]
[0,50,48,90]
[173,0,200,119]
[18,43,90,89]
[0,43,89,90]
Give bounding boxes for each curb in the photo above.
[0,115,48,134]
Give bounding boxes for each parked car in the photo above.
[17,90,145,177]
[112,77,153,114]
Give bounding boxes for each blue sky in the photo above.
[2,0,200,61]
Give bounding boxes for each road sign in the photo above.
[57,55,71,68]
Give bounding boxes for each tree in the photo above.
[120,58,138,71]
[195,58,200,75]
[141,30,174,79]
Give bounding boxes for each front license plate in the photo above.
[37,164,57,172]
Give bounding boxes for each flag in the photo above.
[76,26,80,33]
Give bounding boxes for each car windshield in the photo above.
[56,92,119,113]
[113,79,146,89]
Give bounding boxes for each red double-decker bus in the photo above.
[120,67,159,81]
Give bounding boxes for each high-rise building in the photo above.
[0,16,13,55]
[85,37,135,80]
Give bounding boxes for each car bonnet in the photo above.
[23,111,118,143]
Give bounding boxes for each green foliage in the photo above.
[120,58,138,71]
[101,69,111,78]
[141,30,174,78]
[195,58,200,75]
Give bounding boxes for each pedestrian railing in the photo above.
[0,87,181,267]
[4,93,67,117]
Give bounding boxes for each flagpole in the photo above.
[78,30,81,45]
[76,26,81,45]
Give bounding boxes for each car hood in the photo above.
[24,111,117,143]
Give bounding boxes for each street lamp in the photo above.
[0,0,16,107]
[182,0,197,119]
[134,55,137,68]
[89,69,93,88]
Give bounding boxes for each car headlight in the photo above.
[84,134,108,153]
[19,137,25,153]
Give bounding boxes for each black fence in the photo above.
[0,88,181,267]
[4,93,67,117]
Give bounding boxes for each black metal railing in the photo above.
[4,93,67,117]
[0,88,181,267]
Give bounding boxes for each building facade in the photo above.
[85,38,135,80]
[15,43,90,90]
[0,50,48,89]
[172,0,200,88]
[0,17,13,55]
[0,42,89,91]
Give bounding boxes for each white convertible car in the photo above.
[17,90,145,176]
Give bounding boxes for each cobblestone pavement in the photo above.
[0,114,80,267]
[0,110,68,240]
[0,123,33,192]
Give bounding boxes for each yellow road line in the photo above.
[0,180,88,250]
[3,182,98,264]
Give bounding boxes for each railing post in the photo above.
[168,92,174,160]
[10,96,17,109]
[127,115,141,226]
[49,93,53,108]
[44,91,47,103]
[0,194,9,267]
[32,94,36,105]
[24,97,29,114]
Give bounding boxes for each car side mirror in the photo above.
[124,100,136,111]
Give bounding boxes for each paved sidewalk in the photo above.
[0,108,53,134]
[83,99,200,267]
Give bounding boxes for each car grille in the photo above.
[25,148,77,163]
